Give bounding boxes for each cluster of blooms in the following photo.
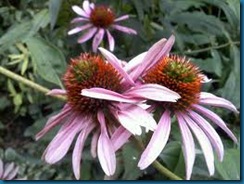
[36,0,238,180]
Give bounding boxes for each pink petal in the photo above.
[112,24,137,34]
[188,110,224,161]
[130,35,175,80]
[68,23,92,35]
[124,52,147,72]
[0,159,3,178]
[199,92,239,113]
[44,115,87,164]
[182,114,215,176]
[124,83,181,102]
[98,47,135,86]
[3,163,14,179]
[35,104,72,140]
[106,30,115,51]
[192,104,237,143]
[82,0,92,15]
[91,129,100,158]
[97,111,116,176]
[113,104,157,135]
[72,123,95,179]
[138,110,171,170]
[78,27,97,43]
[81,87,138,103]
[71,17,89,24]
[111,126,132,151]
[5,166,19,180]
[115,15,129,22]
[72,5,90,17]
[47,89,66,96]
[92,29,105,52]
[176,113,195,180]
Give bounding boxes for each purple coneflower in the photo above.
[68,0,137,52]
[0,159,20,180]
[36,49,180,179]
[127,35,238,180]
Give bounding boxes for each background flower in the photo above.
[68,0,137,52]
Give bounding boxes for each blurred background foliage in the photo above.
[0,0,240,180]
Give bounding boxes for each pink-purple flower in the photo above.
[36,49,180,179]
[126,35,239,180]
[68,0,137,52]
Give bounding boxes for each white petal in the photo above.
[72,5,90,17]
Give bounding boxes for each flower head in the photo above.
[0,159,21,180]
[68,0,137,52]
[36,49,180,179]
[129,35,239,180]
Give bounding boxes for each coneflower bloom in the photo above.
[127,35,239,180]
[36,49,180,179]
[68,0,137,52]
[0,159,21,180]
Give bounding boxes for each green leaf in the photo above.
[220,45,240,108]
[215,148,240,180]
[0,9,49,52]
[122,142,143,180]
[49,0,63,30]
[25,37,66,88]
[132,0,144,21]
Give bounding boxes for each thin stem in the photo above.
[182,41,240,55]
[0,66,66,101]
[134,137,183,180]
[0,65,182,180]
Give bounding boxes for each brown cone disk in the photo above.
[63,53,122,113]
[90,6,115,28]
[143,55,203,112]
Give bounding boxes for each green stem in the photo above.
[134,137,183,180]
[182,41,240,55]
[0,66,182,180]
[0,66,66,101]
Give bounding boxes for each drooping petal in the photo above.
[81,88,138,103]
[5,166,19,180]
[106,30,115,51]
[35,104,72,140]
[188,110,224,161]
[115,15,129,22]
[3,163,14,179]
[124,52,147,72]
[78,27,97,43]
[113,104,157,135]
[130,35,175,80]
[71,17,89,24]
[182,114,215,176]
[199,92,239,113]
[98,47,135,86]
[138,110,171,170]
[82,0,92,15]
[91,129,100,158]
[176,113,195,180]
[72,5,90,17]
[97,111,116,176]
[47,89,67,96]
[43,115,86,164]
[72,123,95,180]
[111,126,132,151]
[112,24,137,34]
[68,24,93,35]
[198,74,212,83]
[124,83,181,102]
[192,104,237,143]
[0,159,3,178]
[92,29,105,52]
